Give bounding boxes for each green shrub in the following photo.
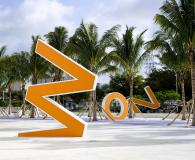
[155,90,180,103]
[0,99,22,107]
[133,95,145,100]
[12,100,22,107]
[0,100,9,107]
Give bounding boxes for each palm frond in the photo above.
[45,26,68,53]
[100,25,120,47]
[0,46,6,57]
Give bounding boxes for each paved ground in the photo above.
[0,117,195,160]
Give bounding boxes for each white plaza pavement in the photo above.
[0,117,195,160]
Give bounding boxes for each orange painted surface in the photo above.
[129,86,160,113]
[103,86,159,120]
[18,39,97,137]
[102,92,128,120]
[131,102,142,113]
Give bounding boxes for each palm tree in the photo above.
[68,21,119,121]
[0,66,6,93]
[155,0,195,125]
[0,46,7,92]
[44,26,69,103]
[1,55,19,114]
[12,52,30,116]
[28,36,49,118]
[148,32,189,119]
[110,26,149,118]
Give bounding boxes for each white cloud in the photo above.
[85,0,163,40]
[0,0,164,54]
[0,0,165,84]
[83,0,164,82]
[0,0,75,54]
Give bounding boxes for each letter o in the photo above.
[102,92,128,120]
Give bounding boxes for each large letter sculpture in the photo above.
[18,40,159,137]
[18,39,97,137]
[102,86,159,120]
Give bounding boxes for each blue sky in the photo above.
[0,0,164,83]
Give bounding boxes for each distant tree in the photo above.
[148,32,189,119]
[68,21,119,121]
[28,36,49,118]
[0,46,7,91]
[109,74,146,97]
[155,0,195,125]
[68,92,88,104]
[110,26,149,117]
[12,52,30,116]
[0,55,19,114]
[146,69,176,92]
[96,83,110,101]
[45,26,69,103]
[155,90,181,105]
[109,74,129,96]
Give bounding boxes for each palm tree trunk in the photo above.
[21,82,26,116]
[30,107,36,118]
[175,72,178,93]
[180,73,186,120]
[88,92,93,121]
[92,90,97,121]
[8,83,12,115]
[30,77,37,118]
[128,76,134,118]
[190,51,195,126]
[53,69,62,104]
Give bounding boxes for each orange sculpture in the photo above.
[18,40,159,137]
[18,39,97,137]
[102,86,159,120]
